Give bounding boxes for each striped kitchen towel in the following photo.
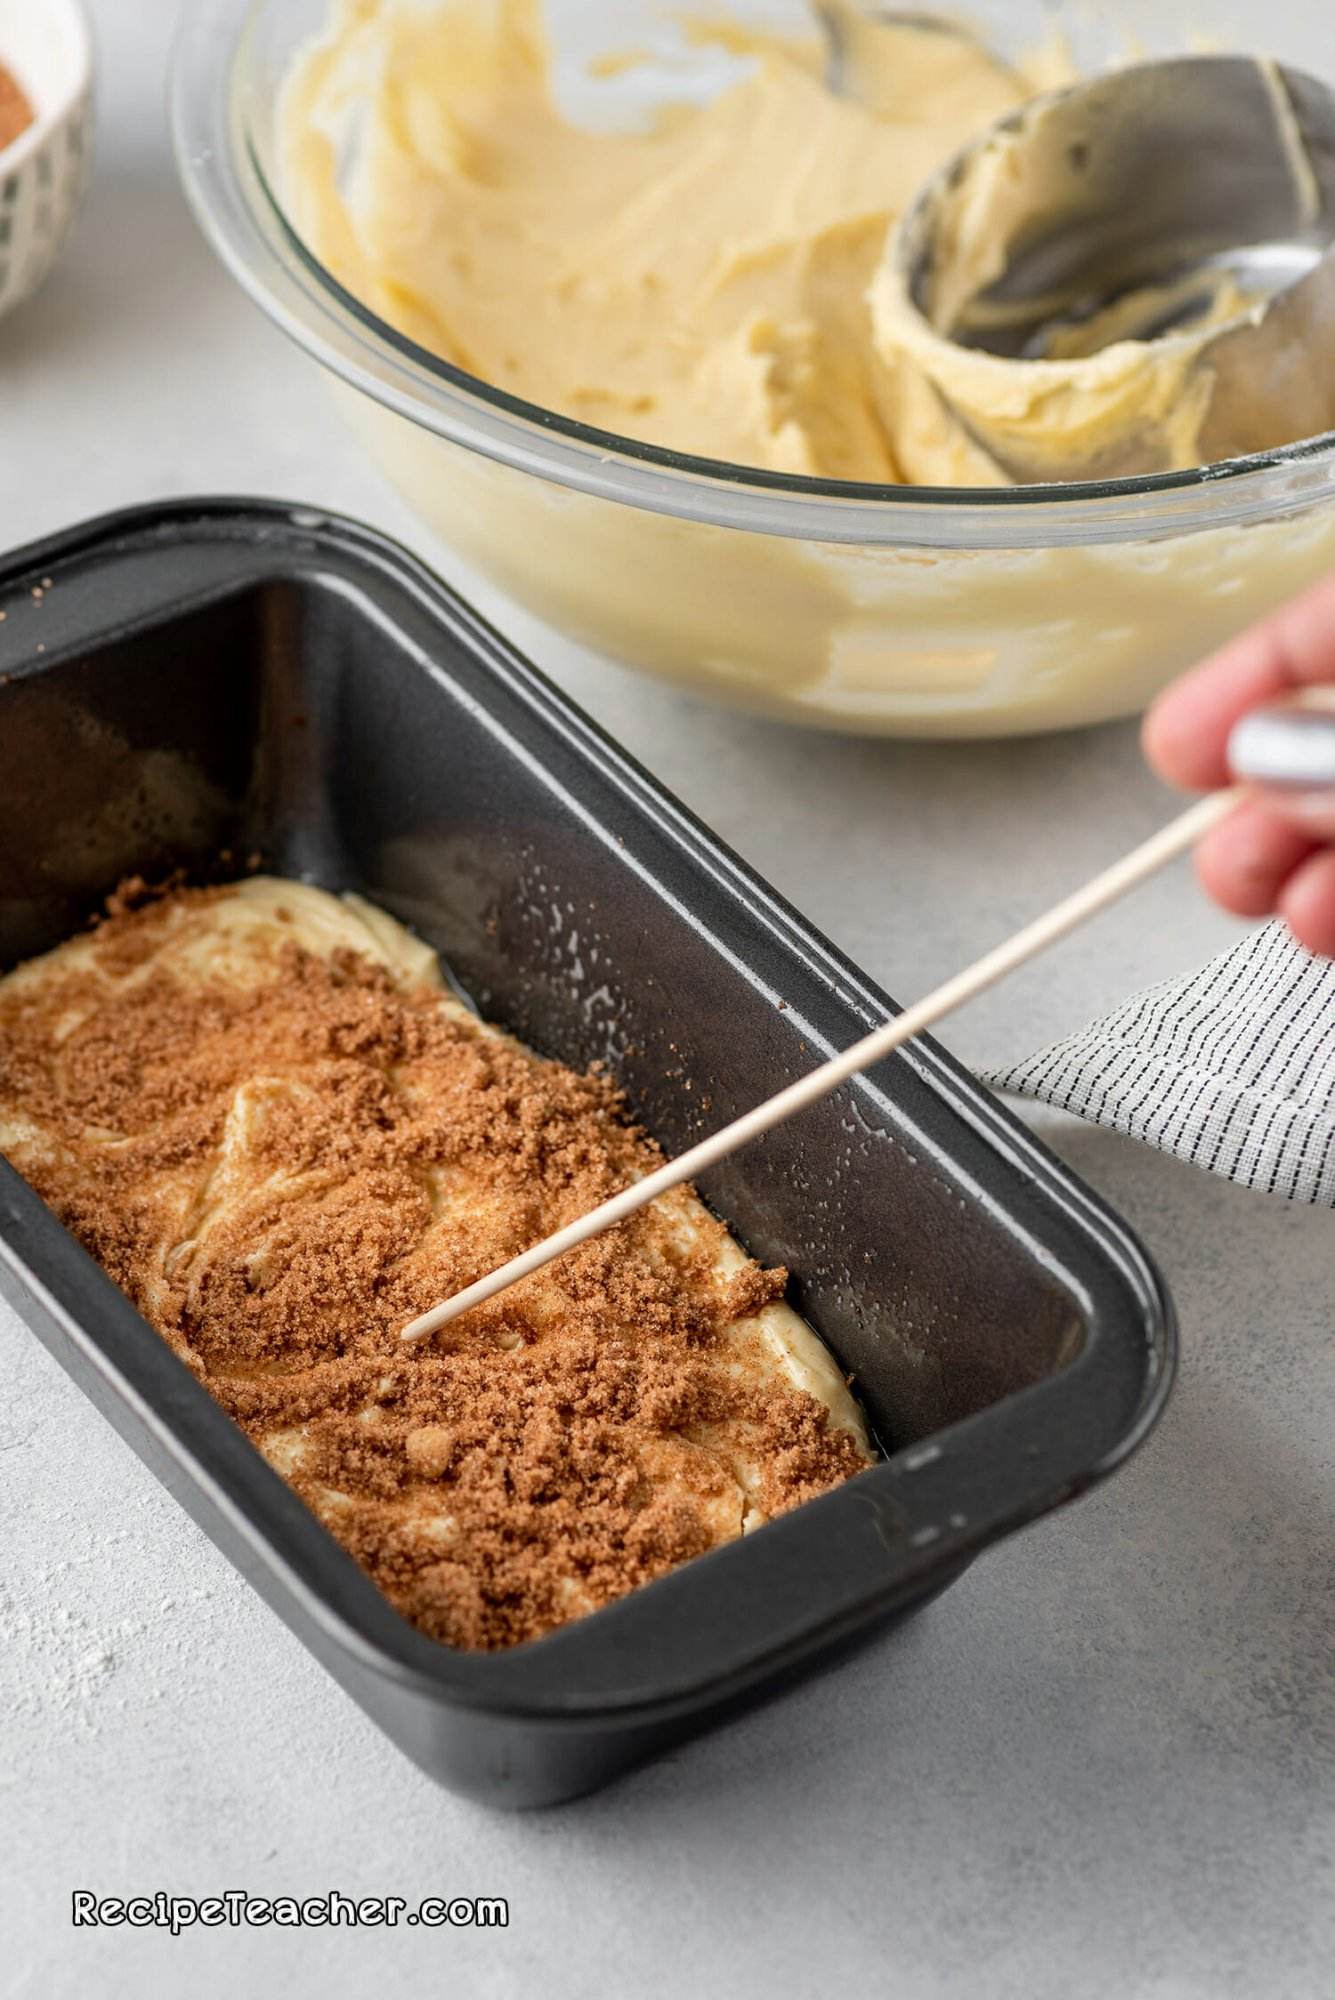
[987,920,1335,1205]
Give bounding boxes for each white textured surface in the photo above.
[1,4,1332,1995]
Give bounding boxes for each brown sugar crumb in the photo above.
[0,879,872,1651]
[0,64,33,153]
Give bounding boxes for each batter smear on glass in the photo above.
[0,878,872,1650]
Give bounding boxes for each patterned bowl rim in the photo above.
[0,0,92,176]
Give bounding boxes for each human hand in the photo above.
[1143,573,1335,957]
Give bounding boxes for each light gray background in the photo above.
[2,4,1331,1996]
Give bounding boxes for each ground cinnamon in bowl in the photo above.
[0,63,33,152]
[0,876,873,1652]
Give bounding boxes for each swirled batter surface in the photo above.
[0,878,871,1650]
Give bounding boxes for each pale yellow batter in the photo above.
[278,0,1315,485]
[271,2,1335,737]
[280,0,1083,485]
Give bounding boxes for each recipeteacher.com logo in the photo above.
[72,1890,508,1933]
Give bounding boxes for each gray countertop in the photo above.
[2,5,1331,1995]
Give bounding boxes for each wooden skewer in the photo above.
[401,786,1241,1343]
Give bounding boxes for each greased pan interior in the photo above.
[0,501,1176,1806]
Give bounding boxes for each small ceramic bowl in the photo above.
[0,0,92,322]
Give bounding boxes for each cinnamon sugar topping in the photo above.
[0,879,871,1651]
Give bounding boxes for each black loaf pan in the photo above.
[0,500,1176,1808]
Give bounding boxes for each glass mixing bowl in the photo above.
[171,0,1335,737]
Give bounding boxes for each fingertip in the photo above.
[1144,570,1335,792]
[1194,833,1263,917]
[1142,682,1222,791]
[1277,850,1335,960]
[1194,801,1316,919]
